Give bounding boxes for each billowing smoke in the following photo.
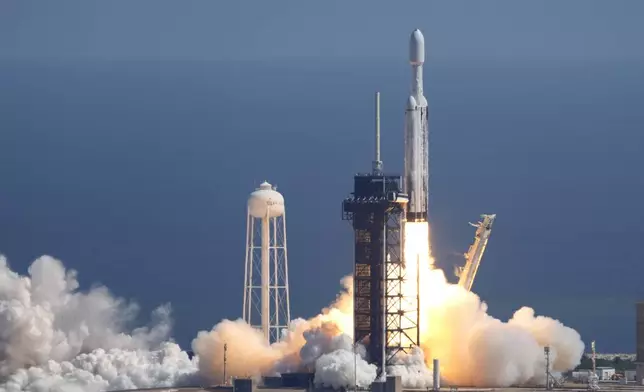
[192,276,355,384]
[0,255,200,392]
[313,346,376,389]
[418,268,584,387]
[386,347,433,388]
[191,264,584,388]
[0,252,584,392]
[1,343,199,392]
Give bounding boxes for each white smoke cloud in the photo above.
[0,343,199,392]
[298,327,376,389]
[0,255,199,392]
[191,277,355,384]
[314,349,376,390]
[0,253,584,392]
[509,307,585,373]
[418,268,584,387]
[386,347,433,388]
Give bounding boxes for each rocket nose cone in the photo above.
[407,95,417,109]
[409,29,425,65]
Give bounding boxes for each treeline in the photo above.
[575,355,636,371]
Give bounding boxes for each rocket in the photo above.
[404,29,429,222]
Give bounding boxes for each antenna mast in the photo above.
[372,91,383,173]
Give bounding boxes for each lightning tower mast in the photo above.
[243,181,291,343]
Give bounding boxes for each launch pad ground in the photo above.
[116,383,644,392]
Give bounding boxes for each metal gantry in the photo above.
[384,212,420,363]
[342,91,419,375]
[343,173,416,374]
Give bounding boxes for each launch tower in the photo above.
[242,181,291,344]
[343,92,413,375]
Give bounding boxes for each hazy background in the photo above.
[1,1,643,352]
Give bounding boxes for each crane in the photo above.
[454,214,496,291]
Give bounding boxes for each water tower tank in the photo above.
[243,180,291,344]
[248,181,285,218]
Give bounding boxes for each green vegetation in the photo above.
[575,355,636,371]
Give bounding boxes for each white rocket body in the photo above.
[404,29,429,222]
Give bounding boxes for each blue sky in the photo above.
[1,1,643,352]
[3,2,643,62]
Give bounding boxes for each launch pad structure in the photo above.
[342,92,418,374]
[341,28,431,373]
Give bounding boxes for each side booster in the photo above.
[404,29,429,223]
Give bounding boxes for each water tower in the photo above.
[242,181,291,343]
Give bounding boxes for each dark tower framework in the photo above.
[343,174,399,372]
[342,92,420,374]
[343,174,419,373]
[385,216,421,362]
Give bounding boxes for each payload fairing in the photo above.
[404,29,429,222]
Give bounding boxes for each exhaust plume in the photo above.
[418,268,584,386]
[406,221,585,387]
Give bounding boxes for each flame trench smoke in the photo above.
[0,232,584,392]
